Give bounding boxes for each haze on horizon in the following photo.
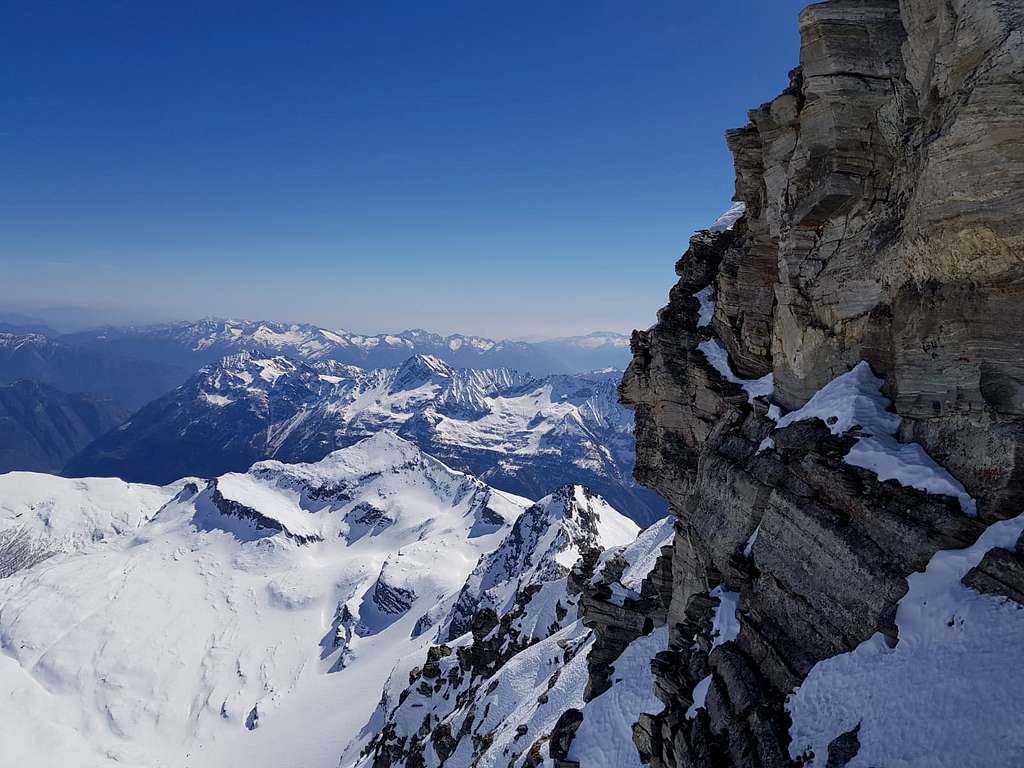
[3,0,807,339]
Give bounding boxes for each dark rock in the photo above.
[549,708,583,761]
[210,482,324,544]
[825,723,861,768]
[963,547,1024,606]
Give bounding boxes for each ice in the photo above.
[709,585,741,648]
[685,675,712,719]
[742,523,760,558]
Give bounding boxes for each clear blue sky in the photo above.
[2,0,807,338]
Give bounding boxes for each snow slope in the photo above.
[0,433,532,768]
[0,473,180,577]
[787,511,1024,767]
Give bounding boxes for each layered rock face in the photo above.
[721,0,1024,515]
[622,1,1024,766]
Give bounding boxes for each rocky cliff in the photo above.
[620,1,1024,766]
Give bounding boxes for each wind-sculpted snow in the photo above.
[67,353,666,524]
[761,362,976,515]
[788,511,1024,767]
[0,472,180,577]
[0,433,534,768]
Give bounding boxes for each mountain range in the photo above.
[66,353,665,525]
[0,321,631,416]
[60,319,631,378]
[0,332,184,409]
[5,2,1017,766]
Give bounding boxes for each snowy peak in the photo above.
[443,484,638,640]
[495,484,640,582]
[390,354,456,392]
[357,496,674,768]
[531,485,641,569]
[218,352,299,383]
[55,318,633,379]
[0,438,535,767]
[274,429,425,480]
[234,431,526,546]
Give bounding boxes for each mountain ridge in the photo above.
[57,319,632,377]
[65,352,666,525]
[0,380,127,474]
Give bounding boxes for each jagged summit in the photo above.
[442,484,639,640]
[256,429,426,480]
[56,319,632,377]
[390,353,457,391]
[356,495,675,768]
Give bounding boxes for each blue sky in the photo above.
[2,1,807,338]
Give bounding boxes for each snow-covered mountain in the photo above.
[441,485,639,641]
[66,353,666,525]
[58,319,632,376]
[0,434,649,767]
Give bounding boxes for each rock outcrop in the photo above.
[621,1,1024,766]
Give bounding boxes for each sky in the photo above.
[2,0,808,339]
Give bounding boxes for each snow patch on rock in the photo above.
[787,511,1024,767]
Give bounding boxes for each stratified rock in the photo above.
[963,533,1024,606]
[621,2,1024,766]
